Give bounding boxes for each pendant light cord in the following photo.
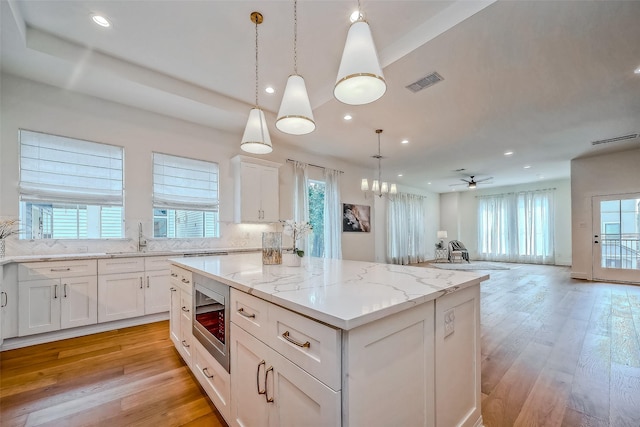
[293,0,298,74]
[255,16,259,107]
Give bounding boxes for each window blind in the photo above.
[153,153,219,210]
[19,130,123,206]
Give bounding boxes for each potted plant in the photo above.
[281,219,313,266]
[0,218,19,258]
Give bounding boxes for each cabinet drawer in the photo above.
[98,257,145,275]
[268,303,342,391]
[144,256,172,271]
[180,291,192,322]
[230,289,269,342]
[19,259,98,280]
[170,265,193,294]
[193,340,231,421]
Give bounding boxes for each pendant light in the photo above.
[241,12,273,155]
[276,0,315,135]
[334,0,386,105]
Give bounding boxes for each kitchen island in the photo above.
[171,253,488,427]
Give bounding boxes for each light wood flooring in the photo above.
[1,264,639,426]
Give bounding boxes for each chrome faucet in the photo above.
[138,222,147,252]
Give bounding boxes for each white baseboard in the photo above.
[1,312,169,351]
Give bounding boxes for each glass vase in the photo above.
[262,232,282,265]
[0,239,4,258]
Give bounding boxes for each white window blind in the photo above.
[19,130,123,206]
[153,153,219,210]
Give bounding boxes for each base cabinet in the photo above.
[169,265,193,367]
[97,272,145,322]
[193,339,231,422]
[230,323,340,427]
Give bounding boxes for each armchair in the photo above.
[448,240,470,263]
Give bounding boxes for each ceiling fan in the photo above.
[450,175,493,189]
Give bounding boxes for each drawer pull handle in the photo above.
[282,331,310,348]
[181,340,190,348]
[256,360,266,395]
[181,306,189,313]
[171,273,178,277]
[265,366,274,403]
[203,367,214,379]
[237,307,256,319]
[50,267,71,272]
[181,278,190,284]
[170,287,177,292]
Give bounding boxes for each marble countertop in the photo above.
[0,247,259,266]
[172,253,489,331]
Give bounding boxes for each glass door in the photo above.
[592,194,640,283]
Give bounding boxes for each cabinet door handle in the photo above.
[237,307,256,319]
[265,366,274,403]
[50,267,71,272]
[256,360,266,395]
[63,283,68,298]
[282,331,311,348]
[181,340,190,348]
[181,306,189,313]
[139,277,143,289]
[170,287,177,292]
[203,367,214,379]
[54,284,58,299]
[1,291,7,308]
[181,278,190,284]
[146,276,150,288]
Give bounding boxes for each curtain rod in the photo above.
[286,159,344,174]
[475,187,557,198]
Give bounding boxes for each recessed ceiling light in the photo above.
[504,151,514,157]
[427,182,432,185]
[350,11,363,23]
[91,14,111,28]
[265,86,275,94]
[343,114,352,120]
[401,139,409,144]
[523,165,531,169]
[634,66,640,74]
[398,174,403,177]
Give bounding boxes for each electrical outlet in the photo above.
[444,308,455,337]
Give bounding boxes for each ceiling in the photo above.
[2,0,639,193]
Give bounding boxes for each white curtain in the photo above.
[387,193,428,265]
[292,161,309,255]
[477,190,555,264]
[323,168,342,259]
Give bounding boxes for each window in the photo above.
[308,180,325,257]
[477,190,555,264]
[19,130,123,239]
[152,153,219,238]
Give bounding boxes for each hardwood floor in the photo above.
[1,264,638,426]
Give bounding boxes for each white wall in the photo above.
[439,179,572,266]
[0,73,378,260]
[570,148,640,280]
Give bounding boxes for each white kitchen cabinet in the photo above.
[193,338,231,422]
[232,155,281,223]
[1,264,19,344]
[169,265,193,367]
[97,271,145,323]
[144,256,171,314]
[230,323,340,427]
[18,260,98,337]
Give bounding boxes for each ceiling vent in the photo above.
[591,133,638,146]
[406,72,444,93]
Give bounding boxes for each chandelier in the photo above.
[361,129,397,198]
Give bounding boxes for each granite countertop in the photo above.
[172,253,489,331]
[0,247,260,266]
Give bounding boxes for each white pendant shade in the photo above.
[334,20,386,105]
[381,182,389,194]
[241,108,273,154]
[390,183,398,194]
[361,178,369,191]
[372,180,380,193]
[276,74,316,135]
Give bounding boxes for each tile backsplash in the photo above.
[4,221,276,256]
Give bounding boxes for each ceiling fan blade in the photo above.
[449,182,467,187]
[475,176,493,183]
[460,178,471,183]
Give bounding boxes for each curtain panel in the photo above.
[477,190,555,264]
[387,193,428,265]
[323,168,342,259]
[292,161,310,255]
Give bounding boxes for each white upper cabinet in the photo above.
[232,155,281,223]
